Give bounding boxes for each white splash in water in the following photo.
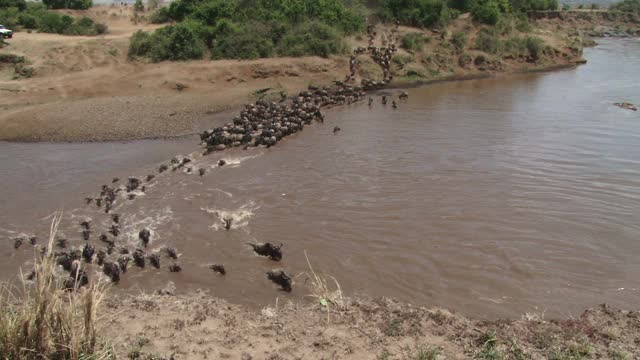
[201,201,260,231]
[210,153,264,169]
[119,206,174,247]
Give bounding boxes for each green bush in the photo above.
[42,0,91,9]
[0,0,26,11]
[128,30,153,59]
[167,0,363,34]
[0,6,20,28]
[471,0,506,25]
[68,15,97,35]
[479,31,546,61]
[128,21,208,61]
[400,32,429,52]
[134,0,144,12]
[38,12,73,33]
[524,36,544,60]
[610,0,640,12]
[383,0,459,28]
[458,53,473,67]
[133,0,365,61]
[66,0,91,10]
[149,7,170,23]
[511,0,557,11]
[475,28,500,53]
[35,11,104,35]
[18,12,37,28]
[277,20,346,58]
[451,31,466,52]
[213,22,274,59]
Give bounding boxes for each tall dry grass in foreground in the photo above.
[0,213,113,360]
[302,251,346,322]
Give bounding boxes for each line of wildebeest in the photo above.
[12,23,409,294]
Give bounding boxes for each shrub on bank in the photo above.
[400,32,430,52]
[610,0,640,14]
[149,6,170,23]
[471,0,509,25]
[0,52,24,63]
[277,21,347,58]
[451,31,466,52]
[213,22,274,59]
[511,0,558,11]
[128,21,208,61]
[0,2,106,35]
[0,0,26,11]
[43,0,92,10]
[476,27,547,60]
[384,0,460,28]
[475,28,501,53]
[130,0,364,62]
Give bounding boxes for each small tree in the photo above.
[134,0,144,12]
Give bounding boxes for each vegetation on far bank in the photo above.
[129,0,363,61]
[0,0,107,36]
[126,0,565,63]
[609,0,640,13]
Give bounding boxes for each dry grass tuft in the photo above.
[301,250,346,322]
[0,213,114,360]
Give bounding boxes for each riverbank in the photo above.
[100,290,638,359]
[2,7,637,142]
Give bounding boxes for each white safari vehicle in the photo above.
[0,25,13,39]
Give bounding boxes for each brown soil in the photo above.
[102,290,640,359]
[4,7,636,142]
[0,6,347,142]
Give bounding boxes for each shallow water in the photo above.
[1,39,639,318]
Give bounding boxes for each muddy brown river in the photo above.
[1,39,639,318]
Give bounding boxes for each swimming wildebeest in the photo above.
[133,248,145,268]
[168,263,182,272]
[103,261,120,283]
[164,247,178,259]
[266,270,292,292]
[148,253,161,269]
[139,229,151,247]
[248,243,282,261]
[209,264,226,275]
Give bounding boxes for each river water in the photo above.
[1,39,639,318]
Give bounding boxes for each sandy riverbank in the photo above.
[100,290,639,359]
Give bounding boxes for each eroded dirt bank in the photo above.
[102,291,639,359]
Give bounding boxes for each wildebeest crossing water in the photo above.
[1,39,640,318]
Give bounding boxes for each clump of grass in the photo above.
[401,344,441,360]
[0,213,113,359]
[302,250,345,322]
[476,331,505,360]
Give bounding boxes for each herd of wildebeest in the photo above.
[10,24,409,294]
